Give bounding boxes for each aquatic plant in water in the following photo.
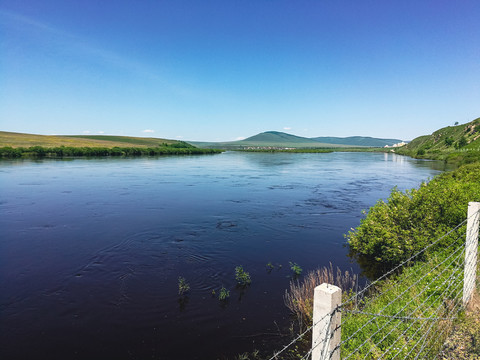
[235,266,252,286]
[289,262,303,276]
[178,276,190,296]
[219,287,230,301]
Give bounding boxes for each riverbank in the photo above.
[0,145,222,158]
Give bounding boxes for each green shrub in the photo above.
[347,163,480,267]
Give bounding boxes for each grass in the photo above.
[0,131,180,148]
[395,117,480,165]
[339,248,465,359]
[439,290,480,359]
[284,264,357,330]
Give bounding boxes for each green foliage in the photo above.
[456,136,468,149]
[178,277,190,296]
[347,163,480,267]
[218,286,230,301]
[266,262,274,272]
[341,251,463,358]
[289,262,303,276]
[444,137,454,146]
[396,117,480,165]
[0,145,222,159]
[235,266,252,286]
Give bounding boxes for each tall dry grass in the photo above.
[284,263,357,330]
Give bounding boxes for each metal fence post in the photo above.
[312,283,342,360]
[463,202,480,306]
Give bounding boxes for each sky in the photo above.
[0,1,479,142]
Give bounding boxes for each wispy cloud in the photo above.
[0,9,165,82]
[235,136,246,141]
[98,131,105,134]
[142,129,155,133]
[82,130,91,134]
[283,127,291,130]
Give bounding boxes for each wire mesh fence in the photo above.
[268,202,480,360]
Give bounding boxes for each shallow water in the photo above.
[0,152,445,359]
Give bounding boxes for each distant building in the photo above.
[384,141,407,148]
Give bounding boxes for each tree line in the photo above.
[0,145,222,158]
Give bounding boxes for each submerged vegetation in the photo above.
[289,262,303,277]
[178,277,190,296]
[218,287,230,301]
[235,266,252,286]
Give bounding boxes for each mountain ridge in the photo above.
[191,131,404,149]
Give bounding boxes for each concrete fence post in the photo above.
[463,202,480,306]
[312,283,342,360]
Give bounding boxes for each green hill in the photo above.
[190,131,338,149]
[395,117,480,164]
[311,136,403,147]
[190,131,394,149]
[0,131,181,148]
[244,131,319,144]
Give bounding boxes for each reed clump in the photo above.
[284,263,357,329]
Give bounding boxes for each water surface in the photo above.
[0,152,445,359]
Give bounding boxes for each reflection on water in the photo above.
[0,152,445,359]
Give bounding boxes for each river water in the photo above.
[0,152,446,359]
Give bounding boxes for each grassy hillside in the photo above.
[395,118,480,164]
[311,136,403,147]
[0,131,180,148]
[0,131,224,158]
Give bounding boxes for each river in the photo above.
[0,151,446,359]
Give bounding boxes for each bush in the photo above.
[347,163,480,267]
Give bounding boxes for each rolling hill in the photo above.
[0,132,181,148]
[311,136,403,147]
[395,117,480,164]
[190,131,403,149]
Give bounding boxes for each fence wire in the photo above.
[266,207,479,360]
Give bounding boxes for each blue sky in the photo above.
[1,1,479,141]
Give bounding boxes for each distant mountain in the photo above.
[244,131,324,144]
[190,131,404,149]
[310,136,403,147]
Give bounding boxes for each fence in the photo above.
[270,202,480,360]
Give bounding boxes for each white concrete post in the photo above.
[463,202,480,306]
[312,283,342,360]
